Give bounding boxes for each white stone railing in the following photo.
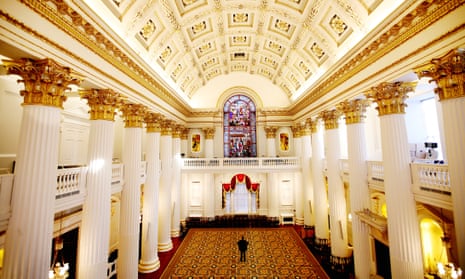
[410,162,452,208]
[55,167,88,211]
[111,163,124,194]
[367,161,384,190]
[181,157,300,171]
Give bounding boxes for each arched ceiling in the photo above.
[81,0,400,108]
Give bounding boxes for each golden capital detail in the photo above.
[2,58,83,108]
[161,120,173,136]
[203,128,216,140]
[291,125,301,138]
[180,128,189,140]
[415,48,465,101]
[337,99,371,125]
[300,119,312,136]
[319,110,342,130]
[144,112,163,133]
[172,125,183,138]
[120,103,146,128]
[310,118,319,134]
[365,82,415,116]
[80,89,123,121]
[264,126,278,138]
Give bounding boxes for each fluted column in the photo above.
[416,48,465,269]
[265,126,278,157]
[158,120,173,252]
[139,112,163,273]
[338,99,371,279]
[180,127,189,157]
[320,110,351,258]
[78,89,122,278]
[301,120,314,227]
[203,127,215,158]
[171,125,182,237]
[291,125,304,225]
[311,119,330,242]
[180,128,189,225]
[366,82,423,279]
[2,58,82,279]
[118,103,146,278]
[267,172,279,217]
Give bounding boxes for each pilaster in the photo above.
[203,127,215,158]
[264,126,278,157]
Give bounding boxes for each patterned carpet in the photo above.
[160,227,329,278]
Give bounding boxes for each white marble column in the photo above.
[158,121,173,252]
[2,58,81,279]
[301,120,314,227]
[311,119,330,242]
[139,112,162,273]
[338,99,371,279]
[204,173,215,217]
[417,49,465,269]
[292,125,304,225]
[118,103,145,278]
[78,89,121,278]
[265,126,277,157]
[320,110,351,258]
[203,127,215,158]
[367,82,424,279]
[180,127,189,158]
[171,125,182,237]
[180,129,189,225]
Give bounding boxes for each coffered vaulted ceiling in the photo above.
[84,0,395,107]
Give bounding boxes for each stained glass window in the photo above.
[223,95,256,157]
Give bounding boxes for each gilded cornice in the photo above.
[289,0,463,114]
[365,82,415,116]
[79,88,124,121]
[2,58,82,108]
[320,110,342,130]
[337,99,371,125]
[120,103,147,128]
[415,48,465,101]
[18,0,190,115]
[144,112,163,133]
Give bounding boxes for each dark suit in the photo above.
[237,237,249,262]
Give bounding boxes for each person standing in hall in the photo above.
[237,235,249,262]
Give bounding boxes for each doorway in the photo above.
[375,239,391,279]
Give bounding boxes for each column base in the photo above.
[295,217,304,226]
[170,229,180,238]
[138,258,160,273]
[158,241,173,252]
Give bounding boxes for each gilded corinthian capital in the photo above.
[365,82,415,116]
[264,126,278,138]
[203,128,216,140]
[144,112,163,133]
[120,103,146,128]
[337,99,371,124]
[80,89,123,121]
[415,48,465,101]
[319,109,342,130]
[2,58,83,108]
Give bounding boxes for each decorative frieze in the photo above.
[144,112,163,133]
[120,103,146,128]
[337,99,370,125]
[319,109,342,130]
[203,128,216,140]
[415,48,465,101]
[365,82,415,116]
[264,126,278,138]
[80,89,123,121]
[2,58,82,108]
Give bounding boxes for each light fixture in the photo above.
[49,214,69,279]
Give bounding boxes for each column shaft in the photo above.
[139,131,161,273]
[171,136,181,237]
[204,173,215,217]
[118,127,142,278]
[158,133,173,251]
[78,120,114,278]
[267,173,279,217]
[293,134,304,225]
[3,106,61,278]
[301,133,314,227]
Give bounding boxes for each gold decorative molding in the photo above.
[203,128,216,139]
[144,112,163,133]
[337,99,371,125]
[120,103,146,128]
[18,0,190,115]
[319,110,342,130]
[79,89,124,121]
[2,58,82,108]
[264,126,278,138]
[366,82,415,116]
[290,0,461,114]
[415,48,465,101]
